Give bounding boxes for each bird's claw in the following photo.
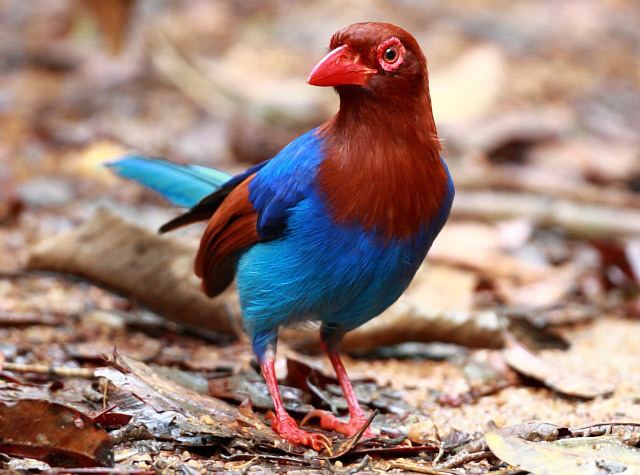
[302,409,376,439]
[270,413,333,453]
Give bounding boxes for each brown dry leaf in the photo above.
[504,340,615,399]
[487,426,640,475]
[186,345,249,373]
[330,304,503,352]
[495,263,579,307]
[66,334,162,363]
[283,303,504,352]
[96,355,278,446]
[98,355,238,424]
[28,209,238,336]
[404,264,477,313]
[430,221,549,282]
[0,399,113,467]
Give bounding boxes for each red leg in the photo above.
[303,343,376,438]
[261,358,330,451]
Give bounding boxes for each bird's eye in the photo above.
[384,47,399,63]
[377,37,405,72]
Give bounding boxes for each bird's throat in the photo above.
[316,89,447,240]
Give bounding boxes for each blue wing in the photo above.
[106,155,232,208]
[108,128,326,237]
[249,128,326,238]
[107,155,270,233]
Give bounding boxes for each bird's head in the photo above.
[307,22,428,99]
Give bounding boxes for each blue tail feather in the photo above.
[106,155,232,208]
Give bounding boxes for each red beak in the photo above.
[307,45,377,87]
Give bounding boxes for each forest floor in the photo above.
[1,0,639,473]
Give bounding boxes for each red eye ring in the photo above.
[377,37,405,72]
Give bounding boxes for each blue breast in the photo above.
[237,178,452,355]
[236,128,454,356]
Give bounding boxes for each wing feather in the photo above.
[193,129,326,296]
[195,177,260,297]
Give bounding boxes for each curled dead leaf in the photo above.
[0,399,113,467]
[487,423,640,475]
[96,355,278,447]
[504,340,615,399]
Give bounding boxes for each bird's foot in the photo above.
[269,413,332,452]
[302,409,376,439]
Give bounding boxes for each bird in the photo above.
[108,22,454,451]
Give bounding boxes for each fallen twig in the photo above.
[1,362,96,379]
[438,450,494,469]
[453,191,640,238]
[0,310,65,327]
[483,467,522,475]
[107,424,154,445]
[388,461,454,474]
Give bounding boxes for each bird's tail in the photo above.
[106,155,232,208]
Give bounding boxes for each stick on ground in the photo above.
[28,208,237,336]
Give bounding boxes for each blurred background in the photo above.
[1,1,640,472]
[1,0,639,311]
[2,0,638,190]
